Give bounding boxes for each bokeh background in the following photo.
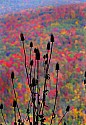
[0,0,86,125]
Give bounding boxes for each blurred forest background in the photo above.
[0,0,86,125]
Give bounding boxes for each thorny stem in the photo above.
[1,109,7,125]
[50,70,58,125]
[36,60,40,125]
[22,41,29,86]
[12,79,22,121]
[58,112,67,125]
[41,42,54,117]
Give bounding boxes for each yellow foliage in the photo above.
[24,93,30,103]
[18,82,22,89]
[62,53,65,57]
[15,91,18,98]
[80,71,83,74]
[37,24,41,29]
[26,87,30,93]
[83,114,86,124]
[73,108,78,118]
[78,110,83,117]
[3,45,6,50]
[75,40,79,44]
[75,63,79,68]
[60,29,67,35]
[84,26,86,30]
[71,10,76,18]
[64,48,67,51]
[66,83,73,91]
[75,20,79,25]
[58,108,63,117]
[51,22,59,27]
[74,90,77,94]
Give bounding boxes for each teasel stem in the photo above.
[58,112,67,125]
[12,78,22,121]
[41,35,54,116]
[29,42,33,83]
[48,34,54,71]
[48,42,53,71]
[33,58,36,124]
[84,71,86,90]
[0,104,7,125]
[20,33,31,123]
[21,38,33,123]
[33,87,35,125]
[58,105,70,125]
[14,107,17,124]
[50,67,59,125]
[22,40,29,85]
[36,60,40,125]
[11,71,22,121]
[1,110,7,125]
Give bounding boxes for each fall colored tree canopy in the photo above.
[0,2,86,125]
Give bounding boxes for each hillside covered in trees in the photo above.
[0,2,86,125]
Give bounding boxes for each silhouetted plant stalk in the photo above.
[58,105,70,125]
[64,121,66,125]
[20,33,29,86]
[0,104,7,125]
[19,33,71,125]
[84,71,86,90]
[50,63,59,125]
[20,33,56,124]
[11,71,22,124]
[13,99,17,125]
[20,33,35,125]
[0,33,72,125]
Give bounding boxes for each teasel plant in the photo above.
[0,103,7,125]
[0,33,71,125]
[84,71,86,90]
[19,33,71,125]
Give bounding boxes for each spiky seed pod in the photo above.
[30,60,33,66]
[34,48,37,53]
[20,33,24,41]
[32,77,35,83]
[56,62,59,71]
[46,54,48,59]
[0,104,3,109]
[66,105,70,112]
[11,71,14,80]
[36,49,40,60]
[30,42,33,48]
[50,34,54,42]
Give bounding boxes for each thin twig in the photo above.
[12,79,22,121]
[1,109,7,125]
